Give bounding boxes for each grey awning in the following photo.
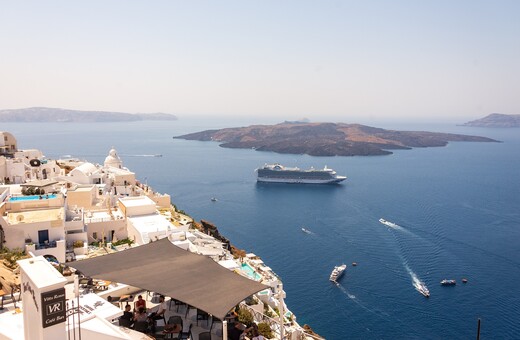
[69,238,268,319]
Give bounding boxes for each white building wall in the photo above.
[4,219,65,250]
[68,169,91,184]
[126,221,146,245]
[14,149,43,160]
[85,219,127,244]
[0,157,7,182]
[118,197,156,217]
[25,240,66,263]
[6,159,25,184]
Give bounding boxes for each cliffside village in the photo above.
[0,131,319,340]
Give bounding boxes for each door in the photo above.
[38,230,49,245]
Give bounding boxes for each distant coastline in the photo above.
[174,122,499,157]
[462,113,520,128]
[0,107,177,122]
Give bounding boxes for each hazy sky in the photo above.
[1,1,518,122]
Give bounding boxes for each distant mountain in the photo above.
[0,107,177,122]
[463,113,520,128]
[174,122,498,157]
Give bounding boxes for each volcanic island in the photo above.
[174,122,498,157]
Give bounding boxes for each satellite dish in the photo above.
[29,159,41,167]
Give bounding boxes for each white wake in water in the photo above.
[335,283,390,319]
[404,263,427,294]
[121,154,162,157]
[384,221,416,237]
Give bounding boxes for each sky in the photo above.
[0,1,519,123]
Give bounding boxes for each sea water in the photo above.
[4,120,519,339]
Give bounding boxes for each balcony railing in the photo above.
[35,241,57,250]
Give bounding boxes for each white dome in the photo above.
[104,148,122,168]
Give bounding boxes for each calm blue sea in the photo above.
[4,120,519,339]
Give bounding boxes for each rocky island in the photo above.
[462,113,520,128]
[0,107,177,122]
[174,122,498,157]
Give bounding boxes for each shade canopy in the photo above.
[70,238,268,319]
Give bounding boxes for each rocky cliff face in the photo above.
[463,113,520,128]
[174,122,498,157]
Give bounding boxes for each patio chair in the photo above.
[196,309,210,327]
[163,316,183,339]
[79,277,94,293]
[177,323,193,340]
[167,315,183,329]
[198,331,212,340]
[133,321,148,333]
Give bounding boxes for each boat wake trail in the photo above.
[121,154,162,157]
[380,219,416,237]
[404,263,429,296]
[335,283,386,316]
[337,283,356,299]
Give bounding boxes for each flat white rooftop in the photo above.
[118,196,155,208]
[18,257,67,289]
[8,208,64,225]
[128,214,173,233]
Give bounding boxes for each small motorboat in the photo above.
[440,279,456,286]
[416,282,430,298]
[301,227,311,234]
[210,197,218,202]
[462,278,468,283]
[329,264,347,282]
[352,262,357,267]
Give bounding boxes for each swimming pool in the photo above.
[9,194,57,202]
[241,263,262,281]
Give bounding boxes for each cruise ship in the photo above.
[256,164,347,184]
[329,264,347,282]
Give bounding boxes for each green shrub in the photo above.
[73,240,84,248]
[258,322,274,339]
[263,304,274,318]
[0,247,28,269]
[111,238,134,247]
[237,308,254,327]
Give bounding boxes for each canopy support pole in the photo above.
[222,320,228,340]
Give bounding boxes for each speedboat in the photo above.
[416,282,430,297]
[329,264,347,282]
[440,279,456,286]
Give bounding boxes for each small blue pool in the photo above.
[241,263,262,281]
[9,194,57,202]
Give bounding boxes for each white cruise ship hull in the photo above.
[257,176,346,184]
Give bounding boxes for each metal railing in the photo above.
[35,241,57,250]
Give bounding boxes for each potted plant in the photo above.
[73,240,86,255]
